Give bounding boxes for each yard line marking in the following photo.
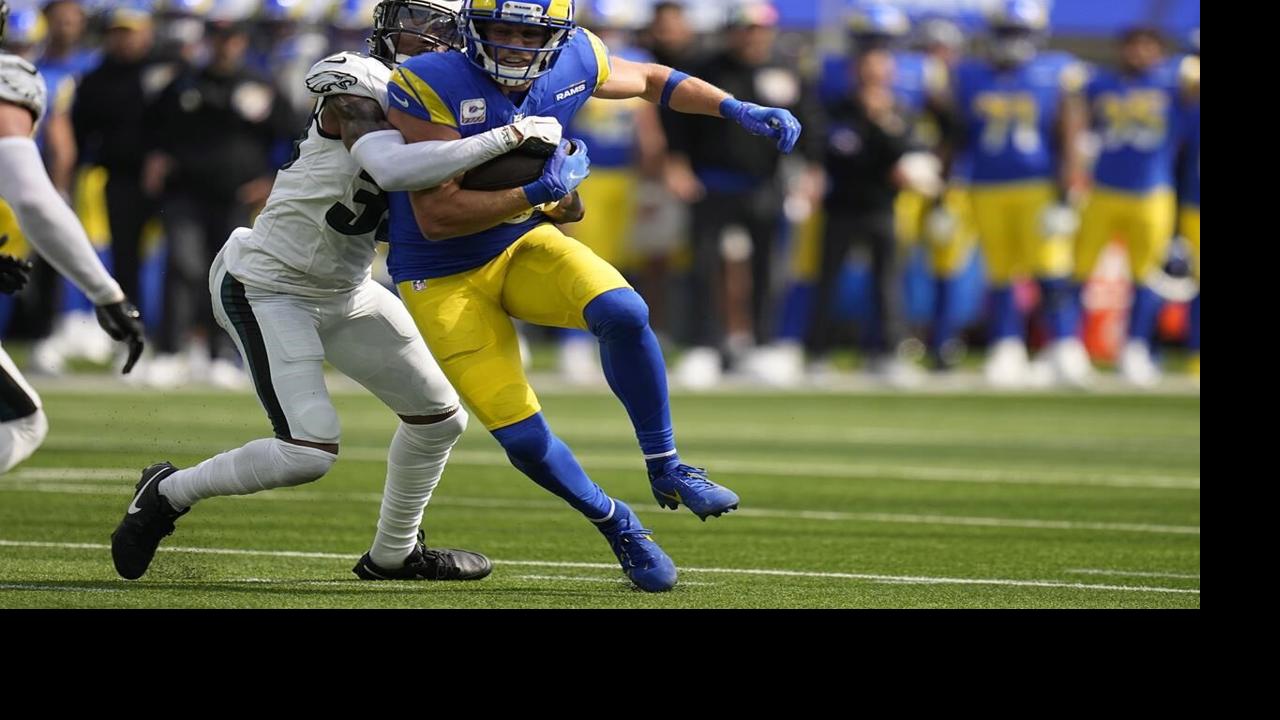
[35,439,1203,489]
[1066,568,1201,580]
[0,482,1199,535]
[514,574,717,586]
[0,540,1199,595]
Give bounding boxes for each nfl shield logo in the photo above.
[412,279,428,292]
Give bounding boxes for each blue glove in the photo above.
[720,98,802,154]
[523,139,591,206]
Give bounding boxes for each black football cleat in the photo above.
[111,462,188,580]
[352,531,492,581]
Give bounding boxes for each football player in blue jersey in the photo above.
[1074,25,1199,387]
[941,0,1089,387]
[382,0,801,592]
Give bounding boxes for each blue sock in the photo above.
[989,285,1022,340]
[491,413,614,520]
[583,288,680,476]
[1128,284,1164,344]
[930,275,959,354]
[1038,277,1079,341]
[776,281,815,342]
[1189,294,1200,353]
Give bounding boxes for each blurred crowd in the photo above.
[0,0,1200,391]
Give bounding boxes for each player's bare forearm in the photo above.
[595,57,729,117]
[387,106,541,238]
[544,190,585,224]
[322,94,394,150]
[408,181,531,240]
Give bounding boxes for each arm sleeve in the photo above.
[0,136,124,304]
[349,126,519,192]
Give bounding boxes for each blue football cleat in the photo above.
[650,464,740,521]
[597,500,677,592]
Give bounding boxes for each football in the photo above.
[459,140,561,192]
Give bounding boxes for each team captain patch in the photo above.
[460,98,487,125]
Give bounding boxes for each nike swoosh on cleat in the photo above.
[126,475,158,515]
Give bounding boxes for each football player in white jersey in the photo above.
[0,0,146,474]
[110,0,564,581]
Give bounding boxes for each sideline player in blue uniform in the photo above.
[945,0,1089,387]
[1074,26,1199,387]
[384,0,801,592]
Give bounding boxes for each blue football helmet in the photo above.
[460,0,577,87]
[3,4,45,47]
[987,0,1048,66]
[846,2,909,52]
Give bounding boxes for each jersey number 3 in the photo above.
[326,170,389,237]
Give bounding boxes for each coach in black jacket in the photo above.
[805,46,921,381]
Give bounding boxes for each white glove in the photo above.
[925,205,958,246]
[1040,203,1080,239]
[502,116,564,153]
[895,152,944,198]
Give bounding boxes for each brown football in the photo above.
[458,141,559,191]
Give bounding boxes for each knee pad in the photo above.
[402,406,469,452]
[286,394,341,445]
[584,288,650,342]
[271,439,338,487]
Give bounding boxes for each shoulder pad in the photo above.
[0,53,48,125]
[306,52,389,102]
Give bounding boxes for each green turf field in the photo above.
[0,387,1199,608]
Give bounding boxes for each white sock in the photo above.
[158,438,337,510]
[0,410,49,474]
[368,410,467,569]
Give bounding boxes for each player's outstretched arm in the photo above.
[326,94,563,192]
[595,56,802,154]
[0,101,144,373]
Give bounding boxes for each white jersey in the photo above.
[223,52,393,298]
[0,52,47,131]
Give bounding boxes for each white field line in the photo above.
[1066,568,1201,580]
[35,439,1200,490]
[0,539,1198,595]
[0,476,1199,535]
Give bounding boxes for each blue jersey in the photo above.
[1179,102,1199,207]
[1087,55,1198,194]
[954,52,1086,185]
[386,30,611,280]
[34,49,100,150]
[566,45,650,169]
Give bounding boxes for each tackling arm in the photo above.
[387,106,536,240]
[326,94,554,193]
